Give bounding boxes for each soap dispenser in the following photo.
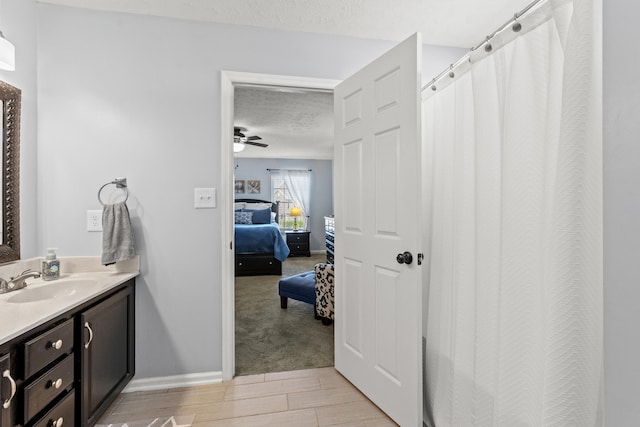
[42,248,60,281]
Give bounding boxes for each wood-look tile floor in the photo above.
[97,367,398,426]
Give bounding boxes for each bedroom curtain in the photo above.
[423,0,602,425]
[281,169,311,231]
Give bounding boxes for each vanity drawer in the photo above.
[23,355,74,422]
[24,318,74,378]
[32,389,75,427]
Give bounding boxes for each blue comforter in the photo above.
[234,223,290,261]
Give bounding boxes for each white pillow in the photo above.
[244,202,273,211]
[234,202,246,210]
[271,212,277,223]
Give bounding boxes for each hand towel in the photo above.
[102,202,136,266]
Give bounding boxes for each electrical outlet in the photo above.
[87,210,102,232]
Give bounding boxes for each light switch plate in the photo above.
[194,188,216,208]
[87,210,102,231]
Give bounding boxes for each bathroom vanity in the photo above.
[0,258,138,427]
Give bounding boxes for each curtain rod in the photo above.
[422,0,544,92]
[267,168,312,172]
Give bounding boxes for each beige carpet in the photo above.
[234,254,334,376]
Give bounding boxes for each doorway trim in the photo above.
[220,71,340,380]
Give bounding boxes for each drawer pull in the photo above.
[48,378,63,389]
[49,339,63,350]
[84,322,94,349]
[50,416,64,427]
[2,369,16,409]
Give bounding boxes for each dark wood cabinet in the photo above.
[18,318,74,427]
[23,354,74,422]
[23,318,74,379]
[0,278,135,427]
[80,286,135,427]
[33,389,75,427]
[286,231,311,257]
[0,353,12,427]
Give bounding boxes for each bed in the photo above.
[234,199,290,276]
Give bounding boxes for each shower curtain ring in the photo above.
[512,14,522,32]
[484,36,493,53]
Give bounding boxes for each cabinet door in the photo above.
[80,285,135,427]
[0,353,12,427]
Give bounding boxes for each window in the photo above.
[271,174,298,229]
[271,170,311,230]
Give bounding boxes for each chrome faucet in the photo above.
[0,270,42,293]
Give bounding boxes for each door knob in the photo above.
[396,251,413,265]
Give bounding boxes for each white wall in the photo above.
[233,158,333,251]
[35,4,464,379]
[603,0,640,424]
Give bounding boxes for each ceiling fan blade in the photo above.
[233,126,265,146]
[245,141,268,148]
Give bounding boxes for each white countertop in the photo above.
[0,256,140,345]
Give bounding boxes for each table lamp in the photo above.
[290,207,302,230]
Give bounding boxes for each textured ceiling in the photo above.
[38,0,533,48]
[40,0,534,159]
[234,87,334,159]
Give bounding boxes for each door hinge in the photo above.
[417,253,424,265]
[230,241,233,250]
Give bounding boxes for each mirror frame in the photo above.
[0,80,20,263]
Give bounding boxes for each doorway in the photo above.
[220,72,340,380]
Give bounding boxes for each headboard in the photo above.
[235,198,280,223]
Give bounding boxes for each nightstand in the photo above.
[286,230,311,257]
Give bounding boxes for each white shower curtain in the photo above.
[423,0,602,425]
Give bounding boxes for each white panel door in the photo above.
[334,33,423,426]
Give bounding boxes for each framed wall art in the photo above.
[247,180,261,194]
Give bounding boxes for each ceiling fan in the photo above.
[234,127,268,152]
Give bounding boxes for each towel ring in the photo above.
[98,178,129,206]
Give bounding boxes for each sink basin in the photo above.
[6,279,99,303]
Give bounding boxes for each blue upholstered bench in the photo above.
[278,270,316,308]
[278,265,334,326]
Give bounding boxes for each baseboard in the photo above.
[123,371,223,392]
[310,250,326,255]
